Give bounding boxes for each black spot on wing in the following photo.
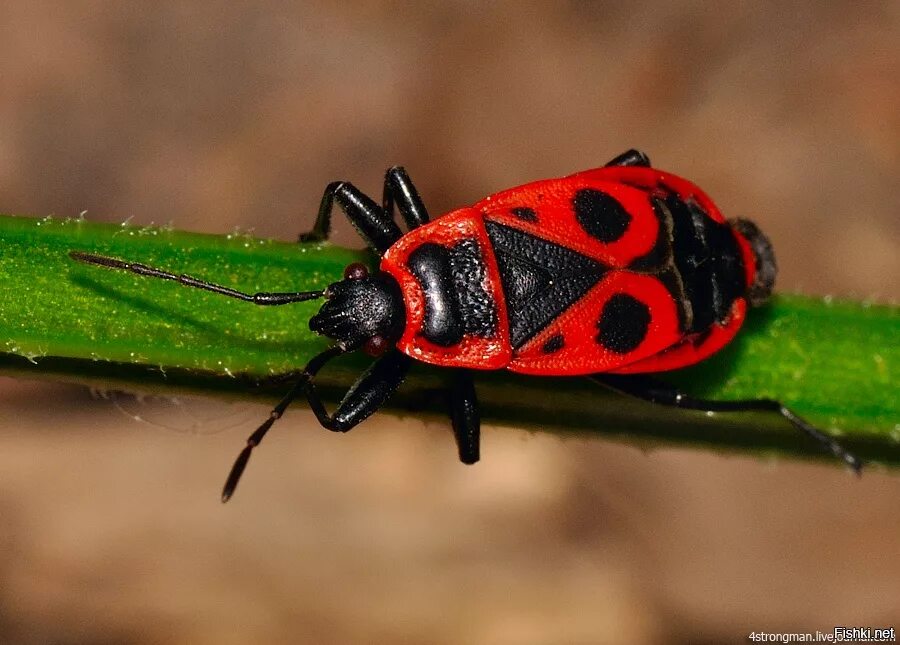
[541,333,565,354]
[596,293,651,354]
[510,207,538,222]
[573,188,631,243]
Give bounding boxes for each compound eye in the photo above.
[344,262,369,281]
[363,335,389,357]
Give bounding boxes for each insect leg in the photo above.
[383,166,431,230]
[221,345,346,502]
[299,181,403,255]
[605,149,651,167]
[304,349,412,432]
[449,369,480,464]
[590,374,862,473]
[69,252,324,304]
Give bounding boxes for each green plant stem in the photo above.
[1,213,897,466]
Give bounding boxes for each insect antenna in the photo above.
[69,251,325,305]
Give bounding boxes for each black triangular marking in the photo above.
[497,253,551,305]
[485,221,608,348]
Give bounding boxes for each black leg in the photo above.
[449,369,480,464]
[605,149,651,167]
[221,347,413,501]
[383,166,430,230]
[221,345,345,502]
[304,349,412,432]
[299,181,403,255]
[69,252,324,305]
[591,374,862,472]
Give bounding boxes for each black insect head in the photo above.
[309,272,406,350]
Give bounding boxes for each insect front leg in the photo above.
[222,345,344,501]
[383,166,431,230]
[590,373,862,472]
[605,149,651,167]
[299,181,403,255]
[449,369,480,464]
[304,349,412,432]
[222,347,412,501]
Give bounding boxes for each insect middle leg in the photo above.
[449,369,480,464]
[383,166,431,230]
[590,373,862,472]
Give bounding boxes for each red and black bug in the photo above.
[70,149,860,501]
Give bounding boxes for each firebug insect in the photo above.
[70,149,861,501]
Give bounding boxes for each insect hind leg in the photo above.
[590,373,862,473]
[605,149,651,167]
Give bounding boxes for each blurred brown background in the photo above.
[0,2,898,644]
